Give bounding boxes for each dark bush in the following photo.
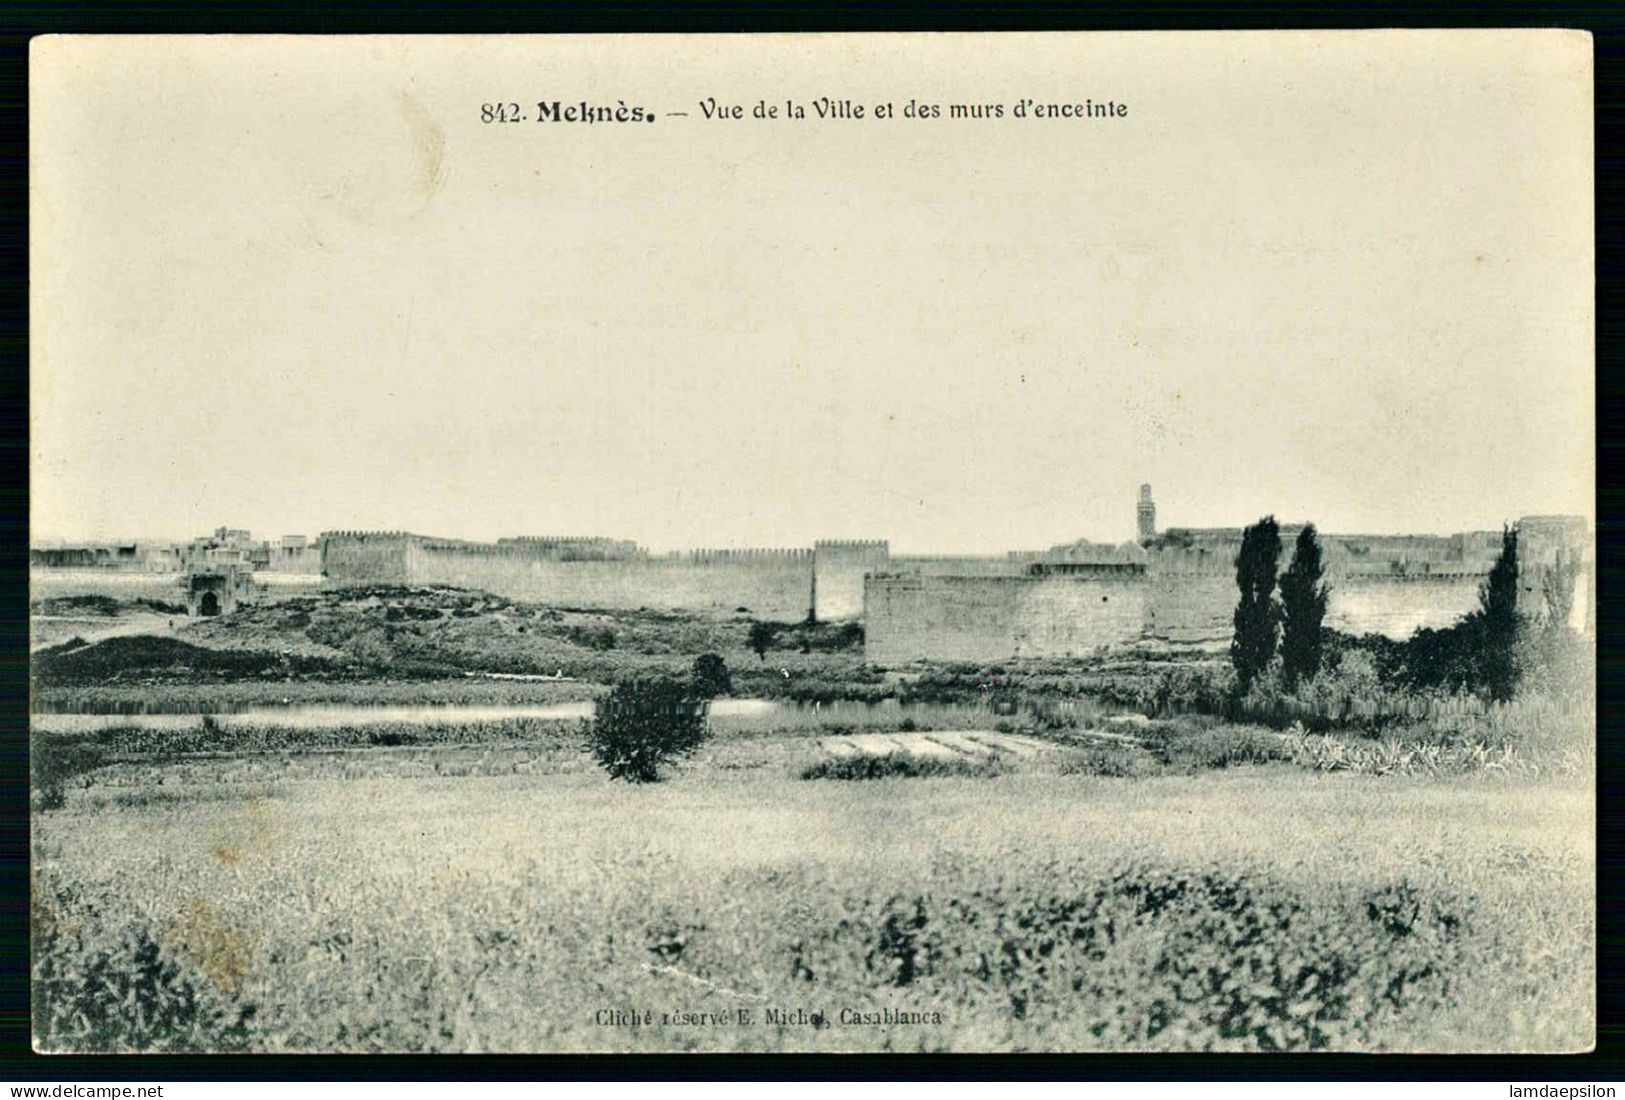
[1149,664,1236,717]
[565,625,618,651]
[748,621,777,661]
[587,678,710,783]
[1059,745,1161,778]
[1142,718,1292,770]
[800,752,1010,781]
[816,622,865,651]
[384,604,442,622]
[1323,528,1526,704]
[32,869,255,1052]
[690,653,733,698]
[33,739,108,810]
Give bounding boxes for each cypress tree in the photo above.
[1279,524,1330,689]
[1477,524,1522,702]
[1231,515,1282,692]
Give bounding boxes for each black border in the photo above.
[0,1,1619,1083]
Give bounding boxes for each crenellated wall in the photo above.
[496,536,644,561]
[320,532,815,618]
[408,542,815,618]
[315,512,1589,655]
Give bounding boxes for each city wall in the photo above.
[865,568,1548,666]
[813,541,891,620]
[1143,570,1235,643]
[865,573,1149,664]
[324,533,1041,622]
[1327,575,1487,638]
[406,542,815,619]
[319,532,415,583]
[317,510,1587,663]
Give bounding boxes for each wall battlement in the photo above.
[1028,561,1147,576]
[682,547,815,564]
[814,539,891,552]
[500,536,634,545]
[496,537,645,561]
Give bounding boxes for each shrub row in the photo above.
[800,752,1011,781]
[34,718,585,773]
[783,860,1470,1050]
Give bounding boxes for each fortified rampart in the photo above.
[813,541,891,620]
[412,541,815,618]
[494,536,644,561]
[310,485,1591,658]
[318,531,417,582]
[867,566,1562,665]
[318,532,818,619]
[865,572,1149,663]
[862,486,1591,664]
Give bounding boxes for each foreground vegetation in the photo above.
[33,756,1592,1053]
[29,576,1595,1053]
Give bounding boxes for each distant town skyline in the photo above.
[28,486,1593,558]
[32,35,1594,555]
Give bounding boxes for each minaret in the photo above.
[1137,484,1156,543]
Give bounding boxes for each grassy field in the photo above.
[28,583,1595,1053]
[33,735,1593,1053]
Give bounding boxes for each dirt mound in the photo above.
[36,585,870,690]
[33,634,340,685]
[183,586,759,679]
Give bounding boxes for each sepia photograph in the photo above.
[27,31,1595,1054]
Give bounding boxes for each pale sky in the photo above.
[31,32,1594,553]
